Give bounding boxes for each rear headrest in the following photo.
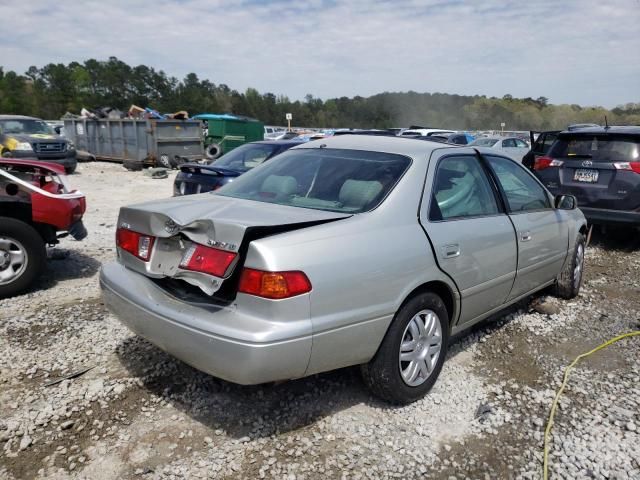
[260,175,297,196]
[339,179,383,210]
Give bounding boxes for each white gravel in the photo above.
[1,162,639,479]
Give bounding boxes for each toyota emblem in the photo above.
[165,219,179,234]
[582,160,593,167]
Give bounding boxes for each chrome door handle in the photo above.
[520,231,532,242]
[441,244,461,258]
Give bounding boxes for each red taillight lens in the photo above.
[614,161,640,174]
[534,156,563,170]
[116,228,155,261]
[238,268,312,299]
[179,243,237,277]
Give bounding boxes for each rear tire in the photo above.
[123,159,144,172]
[0,218,46,299]
[361,292,449,404]
[553,232,585,299]
[158,153,172,168]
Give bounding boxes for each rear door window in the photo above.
[429,156,500,221]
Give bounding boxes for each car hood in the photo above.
[117,194,351,295]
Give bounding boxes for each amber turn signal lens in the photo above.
[238,268,312,299]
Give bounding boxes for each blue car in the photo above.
[174,140,303,196]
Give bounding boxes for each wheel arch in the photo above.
[579,223,588,236]
[399,280,459,329]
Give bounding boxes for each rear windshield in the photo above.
[213,143,280,172]
[216,148,411,213]
[549,135,640,162]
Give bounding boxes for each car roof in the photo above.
[0,158,66,174]
[559,126,640,136]
[289,133,457,157]
[0,115,41,121]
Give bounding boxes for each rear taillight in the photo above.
[179,243,237,277]
[238,268,312,299]
[534,156,564,170]
[614,161,640,174]
[116,228,155,261]
[71,204,83,222]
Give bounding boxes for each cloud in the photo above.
[1,0,638,107]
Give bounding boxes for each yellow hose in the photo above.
[543,331,640,479]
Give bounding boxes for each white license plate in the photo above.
[574,169,599,183]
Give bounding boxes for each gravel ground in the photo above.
[1,162,639,479]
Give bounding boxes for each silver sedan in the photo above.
[100,135,587,404]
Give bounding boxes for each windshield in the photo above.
[549,135,640,162]
[216,148,411,213]
[212,143,280,172]
[0,119,54,135]
[470,138,498,147]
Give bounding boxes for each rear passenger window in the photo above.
[485,156,551,212]
[429,156,500,221]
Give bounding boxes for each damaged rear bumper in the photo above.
[99,261,312,385]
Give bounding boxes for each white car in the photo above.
[399,128,455,137]
[469,136,530,162]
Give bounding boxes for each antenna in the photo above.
[604,116,609,129]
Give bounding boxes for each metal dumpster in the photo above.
[192,114,264,159]
[63,118,204,168]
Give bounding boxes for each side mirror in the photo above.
[555,194,577,210]
[54,126,62,135]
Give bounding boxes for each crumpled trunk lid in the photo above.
[117,193,350,295]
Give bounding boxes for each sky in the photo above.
[1,0,639,108]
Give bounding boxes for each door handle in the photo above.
[441,244,461,259]
[520,231,532,242]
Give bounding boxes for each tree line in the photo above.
[0,57,638,130]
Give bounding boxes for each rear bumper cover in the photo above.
[579,207,640,226]
[99,262,312,385]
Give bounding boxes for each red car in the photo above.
[0,159,87,298]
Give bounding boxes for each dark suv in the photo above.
[533,126,640,226]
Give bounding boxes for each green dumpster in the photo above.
[193,114,264,159]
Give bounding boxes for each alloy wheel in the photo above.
[0,236,28,285]
[399,309,443,387]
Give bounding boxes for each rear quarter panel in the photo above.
[243,154,459,376]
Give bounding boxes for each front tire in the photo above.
[553,232,585,299]
[0,218,46,298]
[361,292,449,404]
